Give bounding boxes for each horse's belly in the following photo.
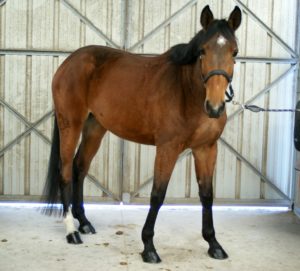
[91,107,156,145]
[107,125,156,145]
[88,78,160,145]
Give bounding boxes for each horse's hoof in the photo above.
[141,250,162,263]
[208,246,228,260]
[66,231,83,244]
[79,223,96,234]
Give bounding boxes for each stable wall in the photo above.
[0,0,298,205]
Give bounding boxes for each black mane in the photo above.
[169,19,236,65]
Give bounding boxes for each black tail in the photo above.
[42,115,62,216]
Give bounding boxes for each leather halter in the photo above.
[202,69,234,102]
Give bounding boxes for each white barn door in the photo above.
[0,0,298,206]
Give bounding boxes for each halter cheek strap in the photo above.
[202,69,234,103]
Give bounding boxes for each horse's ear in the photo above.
[200,5,214,30]
[228,6,242,31]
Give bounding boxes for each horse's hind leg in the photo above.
[72,114,107,234]
[56,111,86,244]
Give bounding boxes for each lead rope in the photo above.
[231,100,300,113]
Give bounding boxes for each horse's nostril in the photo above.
[219,102,225,114]
[205,101,225,118]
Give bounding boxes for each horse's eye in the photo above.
[233,50,238,57]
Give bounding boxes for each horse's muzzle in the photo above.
[205,101,225,118]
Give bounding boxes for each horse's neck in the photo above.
[179,64,206,108]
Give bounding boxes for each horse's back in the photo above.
[52,45,123,91]
[52,46,177,145]
[52,45,165,97]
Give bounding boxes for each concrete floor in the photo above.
[0,204,300,271]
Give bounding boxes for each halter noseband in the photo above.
[202,69,234,103]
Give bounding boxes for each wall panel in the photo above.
[0,0,298,205]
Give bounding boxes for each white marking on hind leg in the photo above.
[64,207,76,234]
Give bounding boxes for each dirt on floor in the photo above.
[0,204,300,271]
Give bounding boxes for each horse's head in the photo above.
[199,6,241,118]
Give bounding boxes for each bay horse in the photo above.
[43,5,242,263]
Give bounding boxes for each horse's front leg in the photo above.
[141,144,182,263]
[192,144,228,259]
